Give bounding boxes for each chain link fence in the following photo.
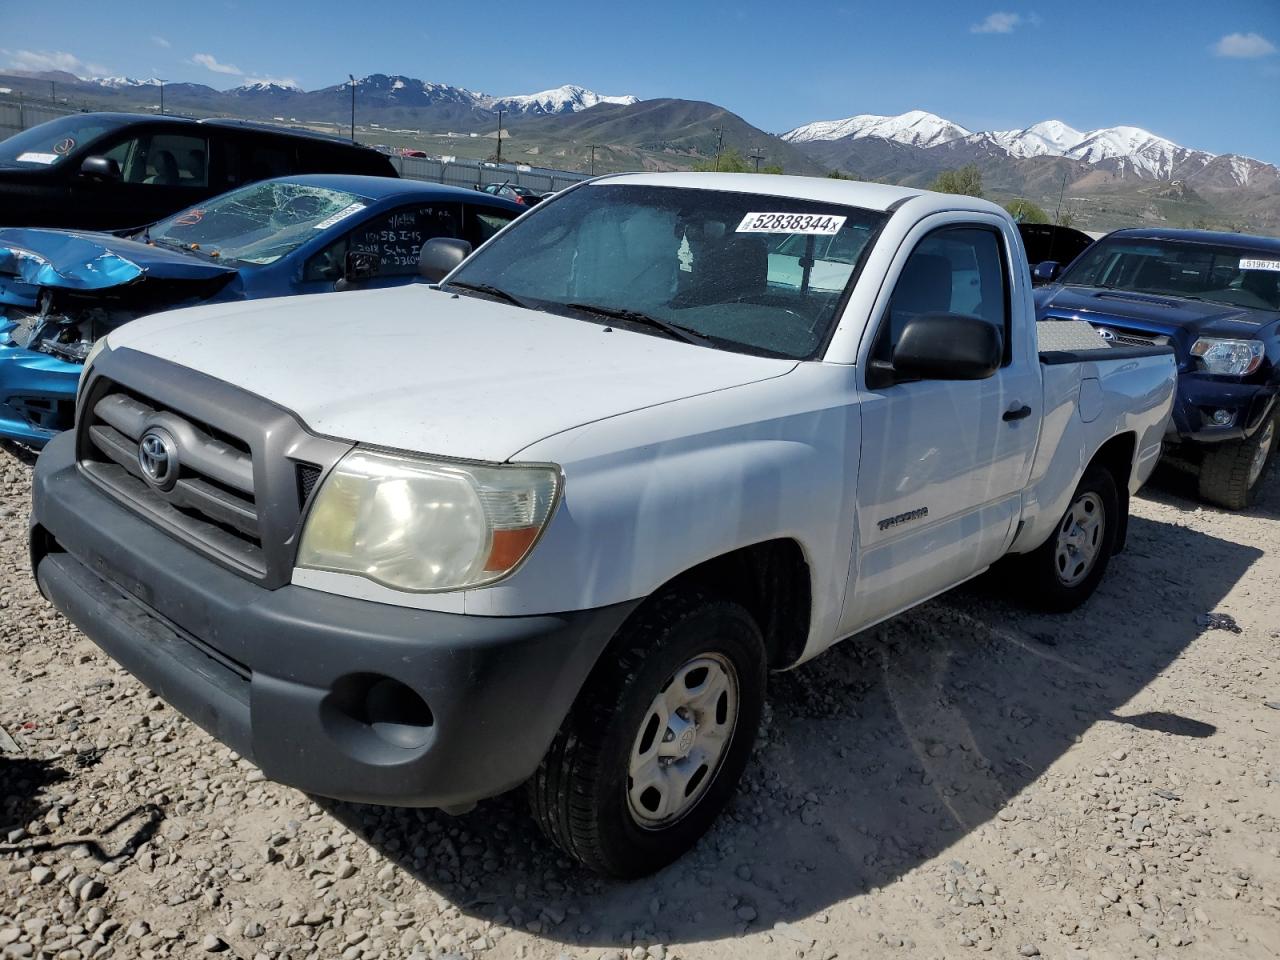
[0,95,592,194]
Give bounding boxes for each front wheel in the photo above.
[1197,412,1277,510]
[1018,465,1119,612]
[528,590,766,877]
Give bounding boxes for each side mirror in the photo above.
[80,156,121,181]
[334,250,381,290]
[419,237,473,283]
[1031,261,1061,285]
[872,313,1002,387]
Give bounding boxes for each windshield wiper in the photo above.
[445,280,530,309]
[564,302,711,346]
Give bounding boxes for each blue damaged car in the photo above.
[1035,228,1280,508]
[0,174,521,446]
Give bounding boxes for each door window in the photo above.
[466,205,518,247]
[873,226,1010,367]
[102,133,209,186]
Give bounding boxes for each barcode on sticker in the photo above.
[313,202,367,230]
[736,212,846,235]
[1240,258,1280,272]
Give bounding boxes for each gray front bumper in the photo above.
[31,431,637,807]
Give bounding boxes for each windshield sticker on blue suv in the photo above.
[1240,258,1280,272]
[313,202,367,230]
[16,152,58,165]
[736,213,847,235]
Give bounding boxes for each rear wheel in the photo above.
[528,589,765,877]
[1197,412,1277,510]
[1019,466,1119,611]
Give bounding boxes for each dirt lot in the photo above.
[1,442,1277,960]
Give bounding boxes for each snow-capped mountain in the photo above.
[977,120,1085,158]
[232,80,302,94]
[785,110,1245,182]
[783,110,970,148]
[89,76,164,88]
[330,75,634,116]
[485,84,639,116]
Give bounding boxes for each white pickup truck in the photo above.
[31,173,1176,877]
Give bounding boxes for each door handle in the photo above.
[1003,404,1032,422]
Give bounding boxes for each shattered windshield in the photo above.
[444,184,887,359]
[146,181,371,266]
[0,115,126,167]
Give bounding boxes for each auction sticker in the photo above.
[313,202,366,230]
[736,212,846,235]
[1240,258,1280,272]
[16,152,58,164]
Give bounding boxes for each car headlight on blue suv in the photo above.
[297,450,560,592]
[1190,338,1264,377]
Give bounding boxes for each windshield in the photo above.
[444,183,887,359]
[0,114,127,167]
[1060,237,1280,311]
[146,180,371,265]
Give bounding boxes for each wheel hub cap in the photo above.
[627,653,739,829]
[1054,490,1105,588]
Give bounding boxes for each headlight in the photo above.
[297,449,560,592]
[1190,338,1264,377]
[77,337,110,393]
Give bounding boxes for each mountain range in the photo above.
[783,109,1275,185]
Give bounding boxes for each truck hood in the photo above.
[107,285,799,462]
[1035,284,1277,340]
[0,227,239,306]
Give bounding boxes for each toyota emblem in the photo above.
[137,430,178,490]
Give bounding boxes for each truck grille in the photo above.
[1091,325,1171,349]
[81,387,267,576]
[76,351,352,587]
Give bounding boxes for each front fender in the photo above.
[480,365,863,653]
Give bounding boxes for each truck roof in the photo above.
[594,172,1006,217]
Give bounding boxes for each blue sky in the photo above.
[3,0,1279,160]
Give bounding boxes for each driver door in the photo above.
[838,217,1039,634]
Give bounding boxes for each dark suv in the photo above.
[0,113,398,229]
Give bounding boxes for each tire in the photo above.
[1197,411,1277,510]
[1019,465,1119,612]
[528,589,766,878]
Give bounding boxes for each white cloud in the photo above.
[971,12,1021,34]
[0,48,110,76]
[151,35,172,49]
[1212,32,1276,59]
[191,52,243,75]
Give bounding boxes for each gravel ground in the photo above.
[1,441,1277,960]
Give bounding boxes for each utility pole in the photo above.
[711,127,725,171]
[1053,170,1069,225]
[50,80,56,104]
[495,108,506,165]
[749,146,765,173]
[348,74,356,142]
[159,80,165,115]
[588,144,598,176]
